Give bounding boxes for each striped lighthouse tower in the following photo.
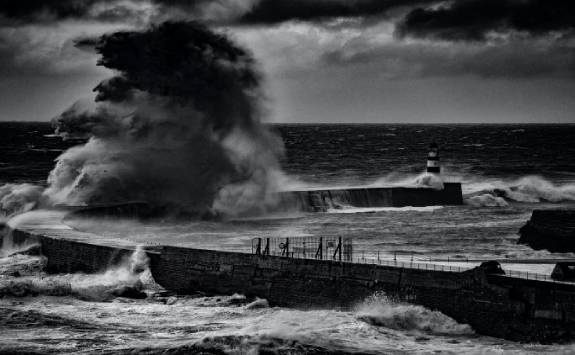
[427,141,440,174]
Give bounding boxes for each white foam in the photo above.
[463,175,575,203]
[7,210,70,230]
[327,206,444,214]
[466,194,509,207]
[355,294,473,335]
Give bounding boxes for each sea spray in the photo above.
[369,171,445,190]
[466,194,509,207]
[0,21,285,219]
[463,175,575,206]
[245,297,269,309]
[45,21,284,217]
[368,172,575,206]
[0,245,153,301]
[413,173,444,190]
[0,183,46,219]
[0,224,41,259]
[69,245,152,301]
[355,294,473,335]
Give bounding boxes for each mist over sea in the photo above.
[2,122,575,354]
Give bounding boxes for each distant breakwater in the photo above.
[6,212,575,344]
[65,184,464,218]
[280,183,463,212]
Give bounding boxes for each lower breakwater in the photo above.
[5,212,575,344]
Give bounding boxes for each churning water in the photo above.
[2,123,575,354]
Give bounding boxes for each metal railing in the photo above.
[249,236,573,283]
[250,236,470,272]
[503,269,560,283]
[351,256,468,273]
[251,236,352,261]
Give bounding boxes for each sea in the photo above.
[1,122,575,354]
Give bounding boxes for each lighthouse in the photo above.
[427,141,440,174]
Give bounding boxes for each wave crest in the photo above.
[0,184,46,220]
[464,175,575,204]
[356,295,473,335]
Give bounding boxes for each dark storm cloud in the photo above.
[0,0,440,26]
[0,0,246,25]
[0,26,102,77]
[0,0,132,23]
[0,0,96,20]
[399,0,575,41]
[236,0,432,25]
[321,39,575,79]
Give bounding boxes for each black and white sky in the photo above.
[0,0,574,123]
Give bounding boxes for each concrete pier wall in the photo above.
[7,226,575,343]
[149,245,575,343]
[280,183,463,212]
[10,229,138,274]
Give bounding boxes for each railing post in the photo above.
[264,238,270,256]
[332,237,342,261]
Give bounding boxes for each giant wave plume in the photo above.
[1,21,285,219]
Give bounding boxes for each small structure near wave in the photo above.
[551,262,575,282]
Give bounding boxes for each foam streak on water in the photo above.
[2,123,575,353]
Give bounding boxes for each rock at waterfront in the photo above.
[518,209,575,253]
[110,285,147,299]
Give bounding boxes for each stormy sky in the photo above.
[0,0,574,123]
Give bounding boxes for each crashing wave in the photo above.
[464,175,575,206]
[355,294,472,335]
[0,246,152,301]
[465,194,509,207]
[0,184,47,220]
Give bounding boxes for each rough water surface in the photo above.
[2,123,575,354]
